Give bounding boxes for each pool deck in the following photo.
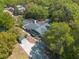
[20,35,38,57]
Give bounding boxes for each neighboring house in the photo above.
[5,7,14,13]
[14,5,26,15]
[4,4,26,15]
[22,19,50,38]
[16,5,25,12]
[4,5,15,13]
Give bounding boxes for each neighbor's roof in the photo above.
[16,5,25,11]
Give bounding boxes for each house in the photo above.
[16,5,25,12]
[22,19,50,38]
[4,4,26,15]
[4,5,15,13]
[14,5,26,15]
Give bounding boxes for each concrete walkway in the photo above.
[20,35,37,57]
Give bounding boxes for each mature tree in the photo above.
[49,0,79,22]
[0,32,17,59]
[65,2,79,21]
[23,0,53,7]
[25,3,48,20]
[0,12,15,30]
[0,10,17,58]
[70,20,79,56]
[65,19,79,59]
[43,22,78,59]
[3,0,26,5]
[72,0,79,5]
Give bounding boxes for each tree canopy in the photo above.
[43,22,79,59]
[0,12,15,29]
[49,0,79,21]
[25,3,48,20]
[0,0,79,59]
[0,32,17,59]
[43,22,74,51]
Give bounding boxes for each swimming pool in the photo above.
[30,42,49,59]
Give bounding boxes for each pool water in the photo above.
[30,42,49,59]
[18,36,50,59]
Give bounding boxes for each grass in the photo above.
[7,44,29,59]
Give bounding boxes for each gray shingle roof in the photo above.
[23,19,49,35]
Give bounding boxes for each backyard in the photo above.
[7,44,29,59]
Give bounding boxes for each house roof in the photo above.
[16,5,25,11]
[23,19,49,35]
[24,23,39,30]
[35,25,48,34]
